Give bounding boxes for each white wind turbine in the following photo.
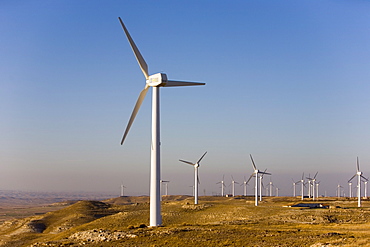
[268,179,274,197]
[179,152,207,205]
[240,176,249,196]
[364,178,369,199]
[337,184,343,197]
[230,176,239,197]
[299,173,305,200]
[306,172,318,200]
[292,178,301,197]
[160,180,170,197]
[315,181,320,199]
[118,18,205,226]
[120,184,126,197]
[348,182,352,198]
[348,157,368,207]
[216,175,226,197]
[247,154,271,206]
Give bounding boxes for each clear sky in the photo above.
[1,0,370,197]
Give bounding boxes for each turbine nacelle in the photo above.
[357,171,362,176]
[146,73,168,87]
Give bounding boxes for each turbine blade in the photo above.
[246,173,254,184]
[361,175,368,181]
[357,157,360,172]
[164,80,205,87]
[121,86,149,145]
[314,171,318,179]
[197,174,200,185]
[197,151,208,164]
[118,17,149,79]
[348,174,356,183]
[250,154,257,170]
[301,172,304,180]
[179,159,195,165]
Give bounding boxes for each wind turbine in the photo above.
[348,182,352,198]
[299,173,305,200]
[240,176,249,196]
[118,18,205,226]
[120,184,126,197]
[160,180,170,197]
[315,181,320,199]
[247,154,271,206]
[216,175,226,197]
[348,157,368,207]
[179,152,207,205]
[337,184,343,197]
[364,178,369,199]
[292,178,301,197]
[306,172,318,200]
[230,176,239,197]
[268,179,274,197]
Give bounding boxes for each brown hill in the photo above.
[0,196,370,246]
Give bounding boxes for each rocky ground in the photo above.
[0,196,369,246]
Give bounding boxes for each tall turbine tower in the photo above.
[247,154,271,206]
[217,175,226,197]
[300,173,305,200]
[118,18,205,226]
[306,172,318,200]
[179,152,207,205]
[241,176,249,196]
[230,176,239,197]
[292,178,301,197]
[348,157,368,207]
[160,180,170,197]
[120,184,126,197]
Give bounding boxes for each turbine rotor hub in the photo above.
[146,73,168,87]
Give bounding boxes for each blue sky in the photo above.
[1,0,370,197]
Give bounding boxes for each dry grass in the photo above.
[0,196,370,246]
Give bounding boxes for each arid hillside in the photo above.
[0,196,369,246]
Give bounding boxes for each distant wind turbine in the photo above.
[364,179,368,199]
[306,172,318,200]
[179,152,207,205]
[337,184,343,198]
[120,184,126,197]
[292,178,300,197]
[240,176,249,196]
[348,157,368,207]
[348,182,352,198]
[217,175,226,197]
[268,179,274,197]
[299,173,305,200]
[315,181,320,199]
[160,180,170,196]
[118,18,205,226]
[230,176,239,197]
[247,154,271,206]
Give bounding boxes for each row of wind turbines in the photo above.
[116,18,368,227]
